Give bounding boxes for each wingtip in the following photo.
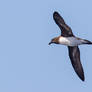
[75,68,85,82]
[53,11,60,18]
[53,11,59,15]
[77,71,85,82]
[53,11,65,26]
[80,75,85,82]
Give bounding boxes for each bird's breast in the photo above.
[59,37,82,46]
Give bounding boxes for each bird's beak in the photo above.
[48,42,52,45]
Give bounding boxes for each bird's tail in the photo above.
[82,39,92,44]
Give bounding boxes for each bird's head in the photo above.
[49,37,60,45]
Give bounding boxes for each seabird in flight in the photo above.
[49,11,92,81]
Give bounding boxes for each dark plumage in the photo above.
[53,11,85,81]
[68,46,84,81]
[49,11,92,81]
[53,12,74,37]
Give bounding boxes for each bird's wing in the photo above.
[68,46,85,81]
[53,12,74,37]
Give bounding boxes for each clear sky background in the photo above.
[0,0,92,92]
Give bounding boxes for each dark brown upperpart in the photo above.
[53,11,74,37]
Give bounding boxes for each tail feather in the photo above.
[83,39,92,44]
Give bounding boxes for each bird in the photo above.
[49,11,92,81]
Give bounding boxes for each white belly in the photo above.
[59,37,82,46]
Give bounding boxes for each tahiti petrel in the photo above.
[49,11,92,81]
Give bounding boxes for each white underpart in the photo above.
[59,37,84,46]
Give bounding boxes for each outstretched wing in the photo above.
[68,46,85,81]
[53,11,74,37]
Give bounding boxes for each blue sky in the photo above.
[0,0,92,92]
